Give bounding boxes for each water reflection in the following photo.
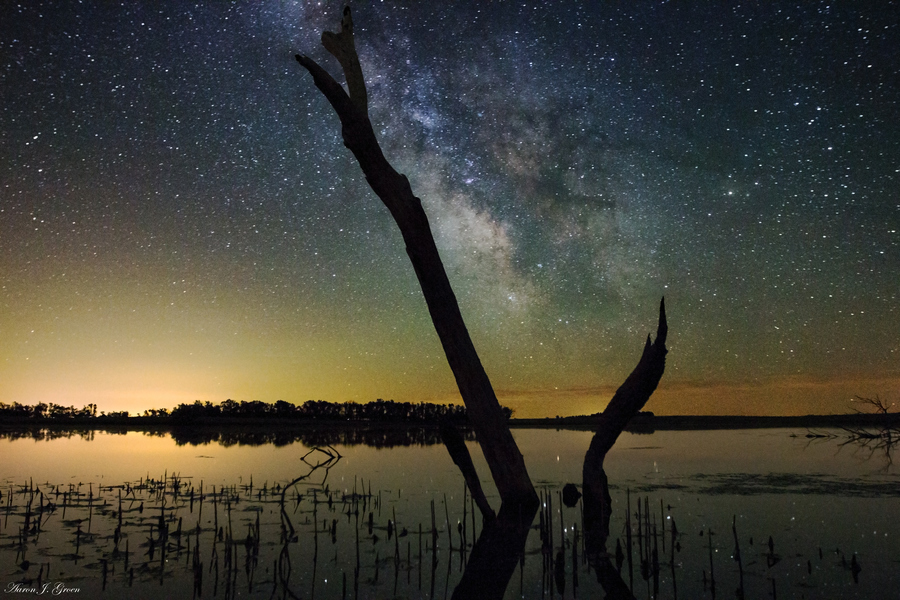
[446,424,645,600]
[0,424,472,448]
[169,425,471,448]
[0,427,102,442]
[582,446,636,599]
[2,428,898,599]
[805,421,900,471]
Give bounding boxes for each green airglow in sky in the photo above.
[1,2,898,417]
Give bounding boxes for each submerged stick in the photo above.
[708,528,715,597]
[733,516,744,599]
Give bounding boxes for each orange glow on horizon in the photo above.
[499,372,900,418]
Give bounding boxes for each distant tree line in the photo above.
[168,398,486,424]
[0,399,508,424]
[0,402,127,419]
[168,425,476,448]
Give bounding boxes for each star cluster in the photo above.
[1,1,898,416]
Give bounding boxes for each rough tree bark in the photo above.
[295,7,538,512]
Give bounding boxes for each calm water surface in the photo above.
[1,427,898,599]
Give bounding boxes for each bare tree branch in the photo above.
[582,298,667,599]
[319,7,367,113]
[587,297,668,458]
[850,394,894,415]
[295,7,537,511]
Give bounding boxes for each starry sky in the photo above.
[2,1,898,418]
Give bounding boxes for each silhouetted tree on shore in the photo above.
[0,401,99,420]
[850,394,895,415]
[168,398,472,424]
[0,398,477,425]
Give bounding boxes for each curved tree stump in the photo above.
[583,298,667,599]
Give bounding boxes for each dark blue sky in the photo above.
[2,1,898,416]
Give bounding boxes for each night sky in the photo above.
[2,2,898,418]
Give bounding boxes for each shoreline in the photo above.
[512,413,900,431]
[0,412,897,433]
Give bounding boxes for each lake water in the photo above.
[1,427,898,599]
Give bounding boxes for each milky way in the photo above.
[2,2,898,416]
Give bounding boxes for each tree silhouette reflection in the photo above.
[446,300,667,598]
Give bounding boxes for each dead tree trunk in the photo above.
[295,10,670,598]
[587,298,668,459]
[295,7,538,512]
[583,298,667,599]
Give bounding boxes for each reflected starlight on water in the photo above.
[1,427,897,598]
